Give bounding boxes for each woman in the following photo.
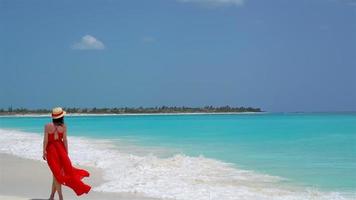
[43,107,91,200]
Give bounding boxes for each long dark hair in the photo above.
[52,117,64,126]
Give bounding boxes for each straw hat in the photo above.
[52,107,66,119]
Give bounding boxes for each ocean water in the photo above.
[0,113,355,200]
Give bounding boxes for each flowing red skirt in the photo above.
[46,141,91,196]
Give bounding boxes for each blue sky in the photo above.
[0,0,355,112]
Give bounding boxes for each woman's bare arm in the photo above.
[43,125,49,160]
[63,124,68,154]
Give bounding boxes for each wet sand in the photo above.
[0,153,160,200]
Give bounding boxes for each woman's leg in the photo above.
[49,176,56,200]
[53,176,63,200]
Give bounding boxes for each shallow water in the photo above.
[1,113,355,199]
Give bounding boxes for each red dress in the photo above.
[45,125,91,196]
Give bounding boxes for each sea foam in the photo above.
[0,128,351,200]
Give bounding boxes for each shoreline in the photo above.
[2,111,356,118]
[0,111,264,118]
[0,153,161,200]
[1,144,353,200]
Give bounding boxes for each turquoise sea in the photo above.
[0,113,355,199]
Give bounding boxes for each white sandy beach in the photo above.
[0,153,161,200]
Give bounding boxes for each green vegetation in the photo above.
[0,106,262,115]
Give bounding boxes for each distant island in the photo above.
[0,106,262,115]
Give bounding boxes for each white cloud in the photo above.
[177,0,245,7]
[72,35,105,50]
